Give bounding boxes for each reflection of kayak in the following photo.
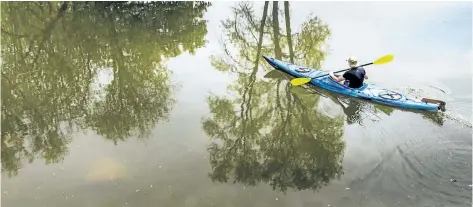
[263,56,445,112]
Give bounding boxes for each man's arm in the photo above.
[329,72,345,82]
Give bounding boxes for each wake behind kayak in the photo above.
[263,56,446,112]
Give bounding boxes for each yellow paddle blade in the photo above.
[373,54,394,65]
[290,77,312,86]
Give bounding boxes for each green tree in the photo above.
[1,1,211,177]
[203,2,345,193]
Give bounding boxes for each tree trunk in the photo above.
[284,1,294,63]
[272,2,282,59]
[253,1,269,67]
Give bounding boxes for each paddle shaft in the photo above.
[313,62,374,79]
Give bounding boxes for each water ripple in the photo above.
[396,137,472,205]
[348,128,472,207]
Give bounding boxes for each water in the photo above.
[2,2,471,207]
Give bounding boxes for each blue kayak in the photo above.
[263,56,446,112]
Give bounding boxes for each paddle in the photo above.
[290,54,394,86]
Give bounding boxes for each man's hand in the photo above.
[329,71,337,80]
[329,71,344,82]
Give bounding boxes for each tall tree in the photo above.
[204,2,345,193]
[1,1,211,177]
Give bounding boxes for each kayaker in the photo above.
[328,56,368,88]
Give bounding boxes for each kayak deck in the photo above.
[263,56,445,112]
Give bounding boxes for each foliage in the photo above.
[203,2,345,193]
[1,1,211,176]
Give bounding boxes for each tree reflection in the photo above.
[203,2,345,193]
[1,1,211,177]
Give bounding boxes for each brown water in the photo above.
[2,2,472,207]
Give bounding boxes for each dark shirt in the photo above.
[342,67,366,88]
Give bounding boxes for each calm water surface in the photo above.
[2,2,472,207]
